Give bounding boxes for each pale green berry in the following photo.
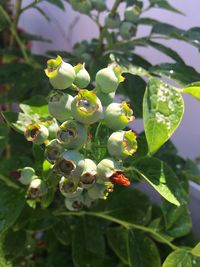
[91,0,106,11]
[105,12,121,29]
[81,192,94,207]
[64,196,83,211]
[48,91,73,122]
[97,158,131,186]
[27,178,47,200]
[45,139,64,164]
[77,159,97,188]
[120,21,136,39]
[124,5,141,23]
[71,90,103,124]
[69,0,92,14]
[24,123,49,145]
[104,101,134,130]
[95,65,124,93]
[18,167,36,185]
[59,177,83,198]
[96,158,122,182]
[95,87,115,106]
[87,182,113,200]
[74,63,90,88]
[54,150,84,178]
[57,120,87,149]
[45,56,75,89]
[47,119,60,139]
[107,131,137,159]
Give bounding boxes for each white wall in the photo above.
[19,0,200,159]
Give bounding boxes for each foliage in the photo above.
[0,0,200,267]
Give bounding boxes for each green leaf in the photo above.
[107,227,129,264]
[119,61,150,77]
[118,74,146,117]
[150,63,200,86]
[3,229,26,260]
[149,0,183,14]
[191,243,200,257]
[1,111,36,133]
[34,6,51,21]
[162,249,200,267]
[182,82,200,101]
[0,182,25,234]
[53,220,71,246]
[139,17,161,26]
[151,23,184,38]
[107,228,161,267]
[0,238,12,267]
[151,23,200,50]
[26,209,57,231]
[146,40,185,64]
[161,201,192,238]
[20,96,49,118]
[183,159,200,185]
[72,216,105,267]
[0,123,9,155]
[184,27,200,48]
[46,0,65,10]
[131,53,152,69]
[127,230,161,267]
[133,157,187,206]
[143,78,184,153]
[106,188,152,225]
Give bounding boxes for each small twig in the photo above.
[20,0,43,14]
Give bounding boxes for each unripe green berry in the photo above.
[74,63,90,88]
[45,56,75,89]
[54,150,84,178]
[107,131,137,159]
[95,65,124,93]
[47,119,60,139]
[45,139,64,164]
[104,101,134,130]
[120,21,137,39]
[59,177,83,198]
[18,167,36,185]
[124,5,141,23]
[77,159,97,188]
[105,13,121,29]
[96,158,122,182]
[91,0,106,11]
[27,178,47,200]
[71,90,103,124]
[69,0,92,14]
[57,120,87,149]
[82,192,94,208]
[48,91,73,122]
[24,123,49,145]
[87,182,113,200]
[95,87,115,106]
[64,196,83,211]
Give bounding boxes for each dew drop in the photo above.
[168,101,175,111]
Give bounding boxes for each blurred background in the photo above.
[17,0,200,160]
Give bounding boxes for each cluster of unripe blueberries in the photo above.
[70,0,142,40]
[18,55,137,211]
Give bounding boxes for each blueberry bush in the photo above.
[1,0,200,266]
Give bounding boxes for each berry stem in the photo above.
[110,0,122,16]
